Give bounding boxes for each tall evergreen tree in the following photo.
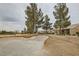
[24,28,26,33]
[53,3,71,34]
[25,3,44,33]
[42,15,52,33]
[35,8,44,33]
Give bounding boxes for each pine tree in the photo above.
[42,15,52,33]
[25,3,44,33]
[35,9,44,33]
[24,28,26,33]
[53,3,71,34]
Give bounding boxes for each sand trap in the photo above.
[43,35,79,56]
[0,35,48,56]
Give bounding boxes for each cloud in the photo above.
[0,16,19,22]
[0,3,26,31]
[0,3,79,31]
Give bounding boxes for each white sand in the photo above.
[0,35,48,56]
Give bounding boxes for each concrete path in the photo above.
[0,35,48,56]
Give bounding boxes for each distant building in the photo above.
[54,23,79,35]
[38,28,54,34]
[67,23,79,35]
[47,28,54,34]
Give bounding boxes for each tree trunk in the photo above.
[59,26,62,35]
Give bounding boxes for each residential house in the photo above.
[54,23,79,35]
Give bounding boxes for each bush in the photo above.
[72,34,76,36]
[76,32,79,36]
[0,31,16,35]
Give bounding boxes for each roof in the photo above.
[67,23,79,29]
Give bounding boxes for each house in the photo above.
[54,23,79,35]
[47,28,54,34]
[67,23,79,35]
[54,28,70,35]
[38,28,54,34]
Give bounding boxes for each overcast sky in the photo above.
[0,3,79,31]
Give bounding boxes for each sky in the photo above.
[0,3,79,31]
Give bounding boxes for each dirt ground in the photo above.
[0,34,37,38]
[43,35,79,56]
[0,34,79,56]
[0,35,48,56]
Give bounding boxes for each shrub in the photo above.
[76,32,79,36]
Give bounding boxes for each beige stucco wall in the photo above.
[70,26,79,35]
[76,27,79,32]
[70,28,76,35]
